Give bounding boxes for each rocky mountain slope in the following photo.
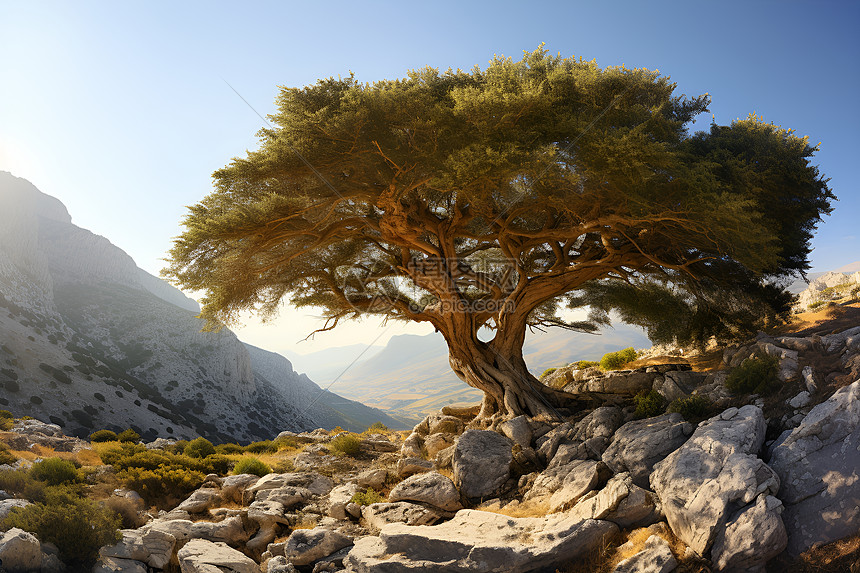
[0,172,404,441]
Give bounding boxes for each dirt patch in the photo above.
[768,532,860,572]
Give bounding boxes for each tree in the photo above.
[164,48,833,423]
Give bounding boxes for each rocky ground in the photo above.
[1,306,859,573]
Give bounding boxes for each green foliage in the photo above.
[0,410,13,431]
[232,457,271,477]
[215,442,245,455]
[329,433,361,457]
[89,429,118,443]
[571,360,600,370]
[116,428,140,443]
[600,348,638,371]
[366,421,389,432]
[184,437,216,458]
[0,486,122,566]
[0,409,12,419]
[116,465,204,507]
[0,469,48,501]
[244,440,278,454]
[633,390,668,419]
[0,443,15,466]
[351,488,386,506]
[726,354,780,395]
[539,367,558,381]
[29,457,80,486]
[667,394,713,421]
[272,459,296,473]
[808,300,826,310]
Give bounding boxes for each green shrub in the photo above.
[350,488,385,505]
[633,390,667,419]
[0,443,16,466]
[216,442,244,455]
[600,347,638,371]
[808,300,825,310]
[0,409,12,419]
[726,354,780,395]
[169,439,190,455]
[29,457,80,486]
[367,421,389,432]
[329,433,361,457]
[199,454,231,475]
[184,437,215,458]
[571,360,600,370]
[539,367,557,381]
[89,429,118,443]
[232,457,271,477]
[116,465,204,506]
[102,495,144,529]
[667,395,713,421]
[244,440,278,454]
[116,429,140,443]
[0,468,48,501]
[1,486,122,566]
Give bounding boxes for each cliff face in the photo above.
[0,172,402,441]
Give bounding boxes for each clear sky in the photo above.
[2,1,858,355]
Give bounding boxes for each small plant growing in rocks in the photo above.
[29,457,80,486]
[633,389,667,419]
[667,394,713,421]
[726,353,780,395]
[539,367,558,381]
[329,433,361,457]
[232,457,271,477]
[0,442,16,466]
[600,347,638,371]
[184,437,216,458]
[351,488,386,505]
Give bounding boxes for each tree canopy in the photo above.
[164,47,834,421]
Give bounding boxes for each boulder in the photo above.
[570,472,662,529]
[602,413,693,488]
[768,379,860,555]
[611,534,677,573]
[400,432,424,458]
[361,502,444,530]
[0,499,30,520]
[499,415,533,448]
[524,444,605,512]
[388,472,462,512]
[572,406,624,442]
[653,371,706,402]
[246,472,333,500]
[345,510,618,573]
[284,527,352,566]
[247,500,289,553]
[452,430,513,500]
[255,486,313,508]
[534,422,575,463]
[423,433,456,457]
[176,487,221,513]
[265,556,297,573]
[177,539,258,573]
[710,494,787,572]
[650,406,783,560]
[219,474,260,503]
[99,528,177,569]
[354,469,388,490]
[397,457,434,478]
[328,483,361,520]
[428,415,464,435]
[0,528,41,572]
[92,556,149,573]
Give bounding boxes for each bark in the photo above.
[445,330,573,425]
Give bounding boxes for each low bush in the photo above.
[571,360,600,370]
[600,348,638,371]
[116,429,140,443]
[89,429,118,443]
[184,437,215,458]
[169,439,190,455]
[272,459,296,473]
[1,486,122,566]
[102,495,145,529]
[0,468,48,501]
[366,421,389,432]
[244,440,278,454]
[29,457,80,486]
[329,433,361,457]
[351,488,385,506]
[726,354,780,395]
[633,390,667,419]
[539,367,557,381]
[0,443,16,466]
[0,409,13,431]
[116,465,204,507]
[215,442,244,455]
[232,457,271,477]
[808,300,826,310]
[667,394,713,421]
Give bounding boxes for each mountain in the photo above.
[309,324,651,418]
[0,172,405,441]
[836,261,860,273]
[282,343,385,385]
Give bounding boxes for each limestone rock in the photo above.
[710,494,787,572]
[0,499,30,520]
[396,457,433,478]
[354,469,388,490]
[328,483,361,520]
[246,472,333,499]
[219,474,260,503]
[602,413,693,487]
[499,415,532,448]
[400,432,424,458]
[345,510,618,573]
[255,486,313,508]
[92,556,149,573]
[570,472,662,529]
[265,556,298,573]
[361,502,444,530]
[611,534,677,573]
[524,445,604,512]
[452,430,513,500]
[423,432,456,457]
[177,539,258,573]
[100,528,177,569]
[650,406,782,556]
[176,488,221,513]
[427,415,464,435]
[768,379,860,555]
[284,527,352,567]
[0,528,41,573]
[388,472,462,512]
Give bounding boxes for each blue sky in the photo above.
[1,1,858,353]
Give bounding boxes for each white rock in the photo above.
[710,494,787,572]
[452,430,513,500]
[602,413,693,487]
[284,527,352,567]
[388,472,462,512]
[177,539,258,573]
[361,502,444,530]
[0,528,41,572]
[611,534,677,573]
[787,391,811,409]
[99,528,177,569]
[328,483,361,520]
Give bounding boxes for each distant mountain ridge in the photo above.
[0,172,405,442]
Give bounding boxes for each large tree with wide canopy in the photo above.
[164,48,834,423]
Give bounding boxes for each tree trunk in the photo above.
[445,333,571,425]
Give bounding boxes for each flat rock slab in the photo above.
[284,527,353,566]
[362,502,444,530]
[345,509,618,573]
[768,379,860,555]
[389,471,463,512]
[177,539,259,573]
[99,527,177,569]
